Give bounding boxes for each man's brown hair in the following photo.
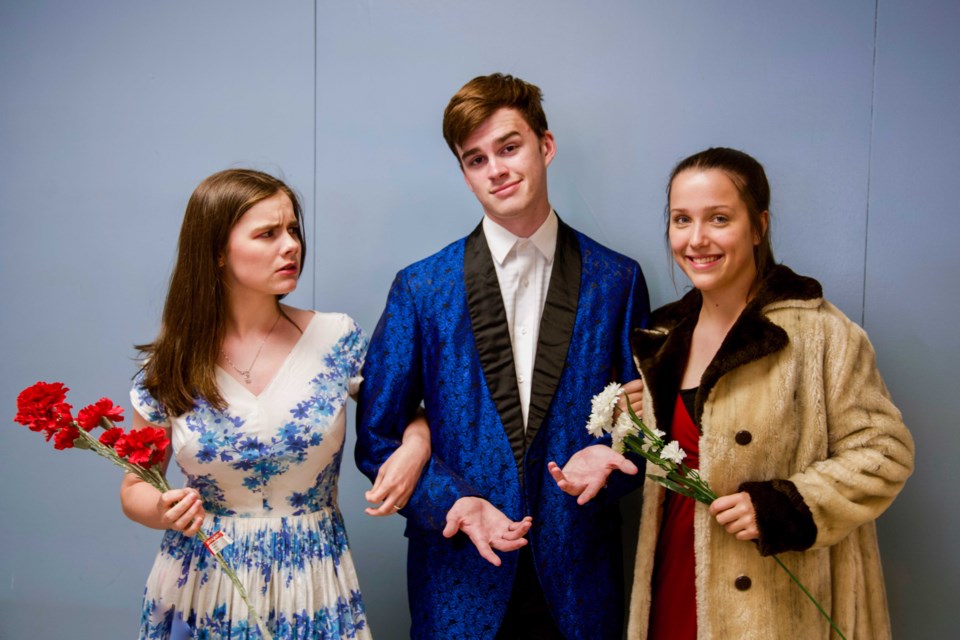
[442,73,549,163]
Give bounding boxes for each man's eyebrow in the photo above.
[495,130,521,144]
[459,131,521,162]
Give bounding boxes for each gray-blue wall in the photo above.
[1,1,955,637]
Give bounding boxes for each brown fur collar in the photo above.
[631,265,822,431]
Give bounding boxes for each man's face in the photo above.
[456,107,556,235]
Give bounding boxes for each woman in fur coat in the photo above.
[551,147,914,639]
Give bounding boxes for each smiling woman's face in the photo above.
[668,168,765,297]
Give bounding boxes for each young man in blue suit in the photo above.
[356,73,650,639]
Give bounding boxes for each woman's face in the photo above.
[220,191,301,299]
[668,168,765,297]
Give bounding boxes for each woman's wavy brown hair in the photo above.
[137,169,305,417]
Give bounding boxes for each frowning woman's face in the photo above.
[220,191,302,299]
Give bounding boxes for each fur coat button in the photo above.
[734,575,752,591]
[735,430,753,445]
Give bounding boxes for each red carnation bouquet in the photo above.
[13,381,273,640]
[14,381,169,485]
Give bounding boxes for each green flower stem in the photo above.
[650,474,710,503]
[614,400,845,639]
[648,475,702,501]
[771,555,847,640]
[194,529,272,639]
[72,423,274,640]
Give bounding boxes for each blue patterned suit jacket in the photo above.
[356,217,649,639]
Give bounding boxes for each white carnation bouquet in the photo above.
[587,382,716,503]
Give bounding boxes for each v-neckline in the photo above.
[216,312,318,400]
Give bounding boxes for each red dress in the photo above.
[648,391,700,640]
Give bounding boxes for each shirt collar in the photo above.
[482,209,558,265]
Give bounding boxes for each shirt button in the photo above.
[522,278,530,287]
[520,326,528,335]
[517,375,525,384]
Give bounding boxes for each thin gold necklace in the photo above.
[221,312,282,384]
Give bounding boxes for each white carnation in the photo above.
[660,440,687,465]
[611,411,637,453]
[585,383,622,438]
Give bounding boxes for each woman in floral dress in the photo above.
[121,169,429,639]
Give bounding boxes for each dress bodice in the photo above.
[132,312,367,517]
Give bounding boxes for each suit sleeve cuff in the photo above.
[739,479,817,556]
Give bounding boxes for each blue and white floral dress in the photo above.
[131,313,372,640]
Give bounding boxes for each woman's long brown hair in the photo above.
[137,169,306,417]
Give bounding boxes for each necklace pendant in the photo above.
[222,311,281,387]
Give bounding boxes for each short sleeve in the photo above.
[130,370,171,427]
[339,316,369,397]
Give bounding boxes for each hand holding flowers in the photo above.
[155,486,205,537]
[709,491,761,542]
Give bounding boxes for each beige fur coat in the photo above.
[627,266,914,639]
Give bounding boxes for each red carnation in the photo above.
[115,427,169,468]
[99,427,125,448]
[42,403,76,447]
[53,423,80,450]
[14,381,70,432]
[77,398,125,431]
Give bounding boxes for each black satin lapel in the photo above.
[464,224,526,472]
[526,219,581,446]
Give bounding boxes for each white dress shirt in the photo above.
[482,210,558,428]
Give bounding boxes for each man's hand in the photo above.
[442,497,532,566]
[548,445,638,505]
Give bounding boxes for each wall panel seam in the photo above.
[862,0,881,329]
